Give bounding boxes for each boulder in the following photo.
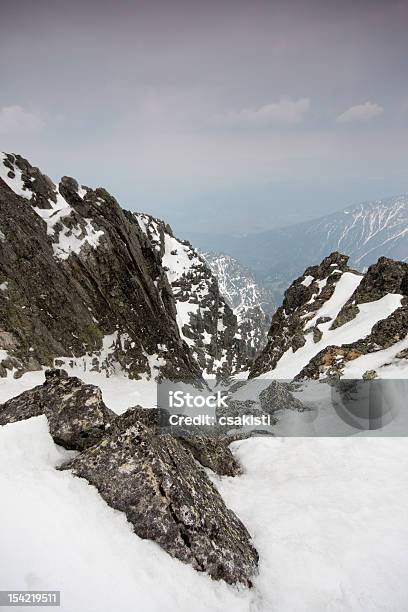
[0,369,114,450]
[259,380,305,413]
[116,407,242,476]
[61,410,259,586]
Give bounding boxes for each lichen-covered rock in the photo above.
[362,370,378,380]
[313,327,323,343]
[0,369,114,449]
[61,411,259,586]
[0,153,202,381]
[177,434,242,477]
[258,380,305,413]
[115,406,242,476]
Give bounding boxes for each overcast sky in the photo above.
[1,0,408,235]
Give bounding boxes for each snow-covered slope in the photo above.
[249,252,408,380]
[2,415,408,612]
[202,252,274,358]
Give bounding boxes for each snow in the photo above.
[1,152,103,260]
[1,416,407,611]
[162,234,197,281]
[305,272,362,329]
[258,292,402,381]
[301,274,314,287]
[0,417,250,612]
[215,436,408,611]
[0,153,32,200]
[343,333,408,379]
[53,218,104,260]
[0,281,8,291]
[77,185,87,199]
[32,191,72,236]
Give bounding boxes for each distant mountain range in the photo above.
[190,195,408,301]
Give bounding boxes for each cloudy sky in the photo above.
[1,0,408,235]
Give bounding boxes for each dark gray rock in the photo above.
[61,410,258,586]
[116,406,242,476]
[249,252,357,378]
[0,153,201,381]
[259,380,305,413]
[0,369,114,450]
[177,434,242,477]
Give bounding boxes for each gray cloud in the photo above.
[0,0,407,234]
[0,106,45,134]
[336,102,384,123]
[217,97,311,127]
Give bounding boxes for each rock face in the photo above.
[62,413,258,586]
[258,381,304,413]
[202,251,275,361]
[0,369,114,450]
[248,252,408,381]
[134,214,248,375]
[0,371,258,585]
[249,252,355,378]
[0,153,244,380]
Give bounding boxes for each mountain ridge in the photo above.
[0,152,248,381]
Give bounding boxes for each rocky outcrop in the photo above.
[0,370,258,585]
[134,213,248,376]
[111,406,242,477]
[249,252,356,378]
[61,411,258,585]
[0,369,114,450]
[202,251,275,360]
[331,257,408,329]
[248,252,408,381]
[258,380,305,413]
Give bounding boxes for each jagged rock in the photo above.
[331,257,408,329]
[0,153,215,381]
[202,251,274,360]
[316,316,331,325]
[363,370,378,380]
[218,398,259,419]
[216,398,277,435]
[248,251,408,381]
[249,252,357,378]
[0,369,114,450]
[259,381,305,413]
[116,407,242,476]
[134,213,247,377]
[60,410,258,586]
[313,327,323,343]
[177,435,242,477]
